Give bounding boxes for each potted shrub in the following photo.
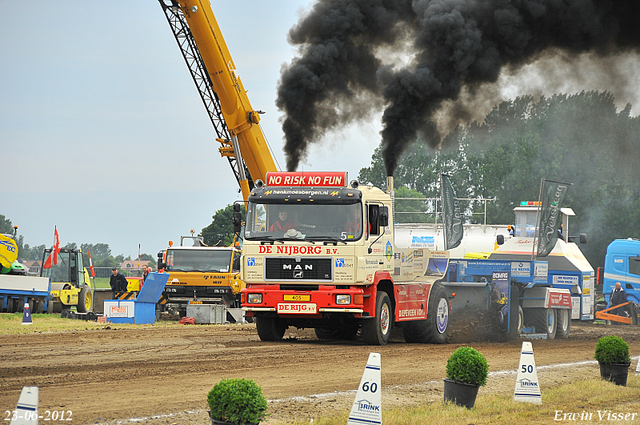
[207,378,268,424]
[594,335,631,386]
[443,346,489,409]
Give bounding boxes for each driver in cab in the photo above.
[269,210,296,232]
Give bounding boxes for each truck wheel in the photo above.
[527,308,557,340]
[402,283,449,344]
[77,285,92,313]
[361,291,392,345]
[556,309,571,339]
[255,316,286,341]
[517,306,524,334]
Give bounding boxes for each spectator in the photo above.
[269,210,295,232]
[610,281,628,316]
[142,265,150,282]
[109,267,128,298]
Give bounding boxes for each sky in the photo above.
[2,1,639,260]
[0,0,383,258]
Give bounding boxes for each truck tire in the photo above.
[556,309,571,339]
[77,285,92,313]
[361,291,392,345]
[527,308,557,340]
[255,316,286,341]
[402,283,450,344]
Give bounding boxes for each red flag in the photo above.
[88,251,95,278]
[43,227,60,269]
[53,226,60,266]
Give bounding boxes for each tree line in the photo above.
[358,91,640,269]
[0,215,156,269]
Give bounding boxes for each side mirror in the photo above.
[233,203,242,234]
[379,206,389,227]
[579,233,587,244]
[496,234,505,245]
[157,252,165,270]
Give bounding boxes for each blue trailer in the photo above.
[443,258,573,339]
[0,274,51,313]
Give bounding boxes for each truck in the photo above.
[41,248,93,314]
[156,234,244,322]
[598,239,640,322]
[443,258,572,339]
[0,227,51,313]
[395,201,595,323]
[239,173,451,345]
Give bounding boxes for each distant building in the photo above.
[120,260,151,270]
[21,260,41,276]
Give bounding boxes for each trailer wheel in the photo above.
[556,309,571,339]
[527,308,557,340]
[255,316,286,341]
[362,291,392,345]
[77,285,92,313]
[402,282,449,344]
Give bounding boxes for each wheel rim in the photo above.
[380,303,390,335]
[85,291,92,310]
[547,310,555,333]
[436,298,449,334]
[559,309,568,332]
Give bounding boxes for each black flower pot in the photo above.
[599,363,630,386]
[443,379,480,409]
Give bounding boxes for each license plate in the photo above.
[283,294,310,301]
[277,303,317,314]
[188,301,203,304]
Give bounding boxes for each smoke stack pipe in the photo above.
[387,175,395,223]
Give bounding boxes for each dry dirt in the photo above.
[1,320,639,425]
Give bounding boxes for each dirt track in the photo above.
[1,320,638,424]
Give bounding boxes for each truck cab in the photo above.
[603,239,640,306]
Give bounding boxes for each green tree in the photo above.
[0,215,13,234]
[202,204,245,247]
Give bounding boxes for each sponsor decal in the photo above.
[247,257,256,266]
[410,235,435,249]
[398,308,425,318]
[385,241,393,261]
[335,258,345,268]
[277,303,317,313]
[517,377,539,388]
[265,171,347,187]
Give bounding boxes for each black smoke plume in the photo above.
[276,0,640,175]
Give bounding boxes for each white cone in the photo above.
[10,386,39,424]
[21,303,32,326]
[347,353,382,425]
[636,352,640,375]
[514,341,542,404]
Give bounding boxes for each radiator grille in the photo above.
[265,257,332,281]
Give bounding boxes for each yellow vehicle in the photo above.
[158,1,281,321]
[41,248,92,313]
[159,0,278,200]
[157,237,243,321]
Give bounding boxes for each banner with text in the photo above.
[536,179,571,257]
[441,174,463,250]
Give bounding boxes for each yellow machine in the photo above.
[159,0,278,200]
[158,1,280,321]
[41,248,92,313]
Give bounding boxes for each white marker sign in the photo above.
[514,341,542,404]
[347,352,381,425]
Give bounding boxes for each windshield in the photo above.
[165,249,233,272]
[41,251,71,282]
[245,202,363,241]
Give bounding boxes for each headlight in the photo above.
[247,293,263,304]
[336,294,351,305]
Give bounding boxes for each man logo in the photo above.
[294,271,303,278]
